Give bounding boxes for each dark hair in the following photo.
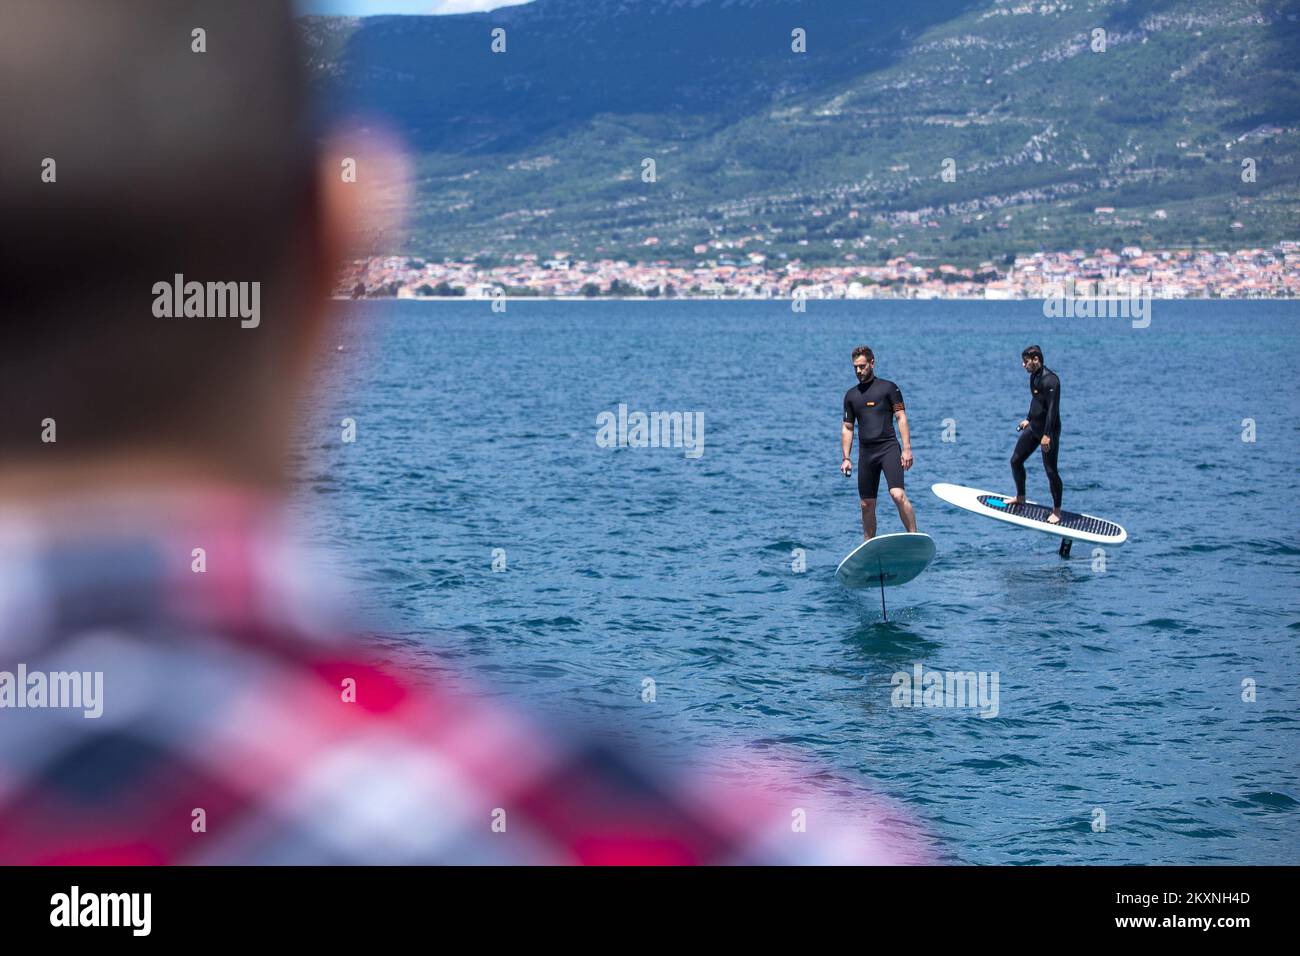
[0,0,317,459]
[1022,345,1044,362]
[851,346,874,363]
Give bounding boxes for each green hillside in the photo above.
[300,0,1300,266]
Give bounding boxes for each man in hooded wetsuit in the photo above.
[1005,344,1063,523]
[840,345,917,540]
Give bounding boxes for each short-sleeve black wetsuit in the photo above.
[1011,366,1063,508]
[843,375,906,500]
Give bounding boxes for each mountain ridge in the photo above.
[300,0,1300,266]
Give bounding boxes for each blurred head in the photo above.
[0,0,366,496]
[851,345,874,382]
[1021,345,1043,373]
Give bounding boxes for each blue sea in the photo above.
[292,299,1300,865]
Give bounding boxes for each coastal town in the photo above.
[337,241,1300,301]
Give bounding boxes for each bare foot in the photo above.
[1046,511,1061,525]
[1002,496,1023,506]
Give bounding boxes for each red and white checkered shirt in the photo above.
[0,487,926,865]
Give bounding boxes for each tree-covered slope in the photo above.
[300,0,1300,265]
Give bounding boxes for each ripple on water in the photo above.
[1230,791,1299,812]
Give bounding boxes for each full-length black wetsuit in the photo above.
[1011,366,1062,509]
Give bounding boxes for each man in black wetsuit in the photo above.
[1005,344,1063,523]
[840,345,917,540]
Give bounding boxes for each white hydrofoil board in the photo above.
[931,483,1126,544]
[835,532,936,590]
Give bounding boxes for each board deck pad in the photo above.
[976,495,1123,538]
[930,483,1127,545]
[836,532,936,590]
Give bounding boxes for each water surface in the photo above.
[292,299,1300,865]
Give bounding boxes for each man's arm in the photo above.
[895,410,913,469]
[889,383,913,470]
[1043,372,1061,438]
[1038,372,1060,447]
[841,394,855,474]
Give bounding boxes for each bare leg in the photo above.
[859,498,877,540]
[889,487,918,533]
